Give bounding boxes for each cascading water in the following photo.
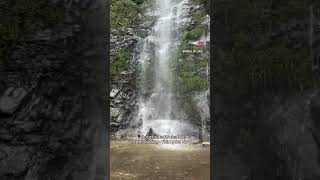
[146,0,175,120]
[136,0,197,137]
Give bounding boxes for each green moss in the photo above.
[186,26,204,40]
[175,74,208,115]
[192,9,206,23]
[183,9,206,41]
[174,5,209,115]
[175,59,209,112]
[177,75,208,94]
[110,0,142,29]
[111,50,131,78]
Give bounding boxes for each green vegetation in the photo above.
[110,0,210,116]
[111,50,131,78]
[179,8,207,51]
[177,75,208,94]
[193,8,207,23]
[110,0,143,29]
[186,26,203,40]
[175,60,208,113]
[184,9,207,41]
[110,0,144,79]
[175,6,209,115]
[191,0,209,12]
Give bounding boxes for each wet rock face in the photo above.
[0,87,27,114]
[110,5,148,133]
[110,82,139,132]
[110,27,139,57]
[0,0,107,179]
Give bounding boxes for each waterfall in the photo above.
[194,91,210,142]
[136,0,196,136]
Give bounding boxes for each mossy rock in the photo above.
[111,50,131,78]
[110,0,142,29]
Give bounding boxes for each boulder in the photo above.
[145,128,158,137]
[0,87,27,114]
[110,108,120,118]
[202,142,210,147]
[110,88,120,98]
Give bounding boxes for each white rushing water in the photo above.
[136,0,195,137]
